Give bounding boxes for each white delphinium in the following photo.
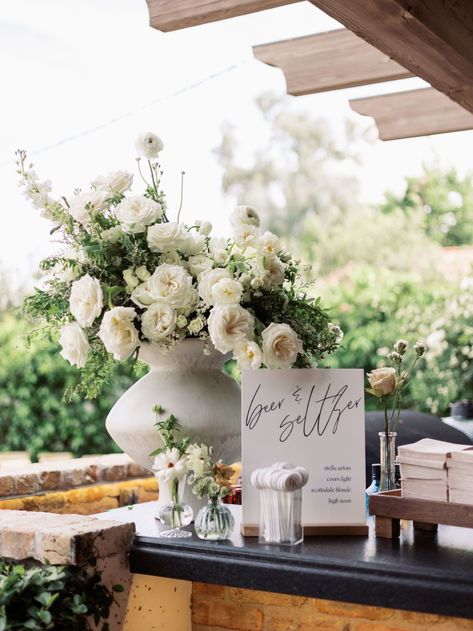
[233,338,262,370]
[186,444,211,478]
[69,191,109,225]
[142,303,177,342]
[261,323,302,369]
[208,304,254,353]
[115,195,163,233]
[69,275,103,328]
[135,132,164,160]
[152,447,187,483]
[147,222,188,253]
[59,323,89,368]
[98,307,139,360]
[92,170,133,195]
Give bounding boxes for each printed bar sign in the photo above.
[242,368,366,528]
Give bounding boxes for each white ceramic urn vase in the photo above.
[105,339,241,515]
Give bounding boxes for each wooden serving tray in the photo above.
[369,489,473,538]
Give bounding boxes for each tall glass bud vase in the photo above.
[379,431,397,492]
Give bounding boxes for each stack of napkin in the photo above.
[448,450,473,505]
[398,438,472,502]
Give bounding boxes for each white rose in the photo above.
[261,323,303,369]
[233,338,262,370]
[59,323,89,368]
[198,268,231,306]
[147,264,196,309]
[367,367,397,397]
[69,191,109,225]
[123,269,139,289]
[98,307,139,360]
[69,274,103,328]
[263,255,285,287]
[141,302,177,342]
[101,226,122,244]
[258,231,280,256]
[208,305,254,354]
[131,282,154,309]
[188,316,205,334]
[198,221,212,236]
[135,266,150,281]
[180,233,205,256]
[147,222,188,253]
[212,277,243,305]
[135,132,164,160]
[188,254,213,278]
[115,195,163,233]
[92,170,133,195]
[230,205,260,230]
[159,251,183,266]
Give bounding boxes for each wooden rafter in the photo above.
[253,29,413,96]
[350,88,473,141]
[146,0,299,32]
[309,0,473,114]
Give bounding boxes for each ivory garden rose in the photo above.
[367,367,397,397]
[19,133,342,398]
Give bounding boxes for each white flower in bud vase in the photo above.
[233,338,262,370]
[198,268,231,306]
[152,448,187,482]
[262,323,302,369]
[198,221,212,236]
[69,274,103,328]
[212,277,243,305]
[208,304,254,354]
[186,443,211,477]
[135,132,164,160]
[147,264,196,310]
[188,254,213,278]
[147,221,188,253]
[98,307,139,360]
[101,226,122,244]
[92,170,133,195]
[142,302,177,342]
[59,323,89,368]
[115,195,163,233]
[367,367,397,397]
[68,191,109,225]
[230,205,260,231]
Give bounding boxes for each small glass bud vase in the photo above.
[195,497,235,541]
[157,477,193,538]
[379,431,397,492]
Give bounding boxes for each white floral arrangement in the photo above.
[19,132,342,398]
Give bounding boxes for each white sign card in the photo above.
[241,368,366,530]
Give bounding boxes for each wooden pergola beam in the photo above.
[253,29,413,96]
[146,0,300,32]
[309,0,473,114]
[350,87,473,141]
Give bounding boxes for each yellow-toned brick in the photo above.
[193,600,264,631]
[226,586,307,608]
[314,599,394,621]
[194,583,228,599]
[355,624,420,631]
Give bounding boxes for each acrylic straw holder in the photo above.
[258,486,303,545]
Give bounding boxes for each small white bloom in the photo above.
[180,233,206,256]
[258,231,280,256]
[92,170,133,195]
[147,222,188,253]
[233,338,262,370]
[59,323,89,368]
[159,251,182,266]
[208,304,254,354]
[69,191,109,225]
[147,264,196,309]
[211,277,243,305]
[135,265,150,281]
[188,316,205,334]
[230,205,260,230]
[262,255,285,287]
[135,132,164,160]
[123,269,139,289]
[233,224,259,248]
[187,443,211,477]
[198,221,212,236]
[152,447,187,482]
[176,314,188,328]
[198,268,231,306]
[115,195,163,233]
[328,323,344,345]
[209,237,227,253]
[261,323,303,369]
[131,282,154,309]
[51,261,78,283]
[101,226,122,244]
[69,274,103,328]
[98,306,139,360]
[141,302,177,342]
[188,254,213,278]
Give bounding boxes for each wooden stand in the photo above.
[369,489,473,539]
[241,523,369,537]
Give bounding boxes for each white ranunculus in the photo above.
[92,170,133,195]
[261,323,303,369]
[147,264,195,309]
[198,268,231,306]
[68,191,109,225]
[212,277,243,305]
[130,282,155,309]
[69,274,103,328]
[233,224,259,248]
[147,221,188,253]
[230,205,260,231]
[141,302,177,342]
[115,195,163,233]
[188,254,213,278]
[135,132,164,160]
[208,305,254,354]
[152,447,187,482]
[233,338,262,370]
[59,323,89,368]
[98,306,139,360]
[258,231,280,256]
[198,221,212,236]
[101,226,123,244]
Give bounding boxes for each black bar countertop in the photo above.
[99,502,473,619]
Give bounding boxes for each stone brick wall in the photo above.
[0,454,157,514]
[191,583,473,631]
